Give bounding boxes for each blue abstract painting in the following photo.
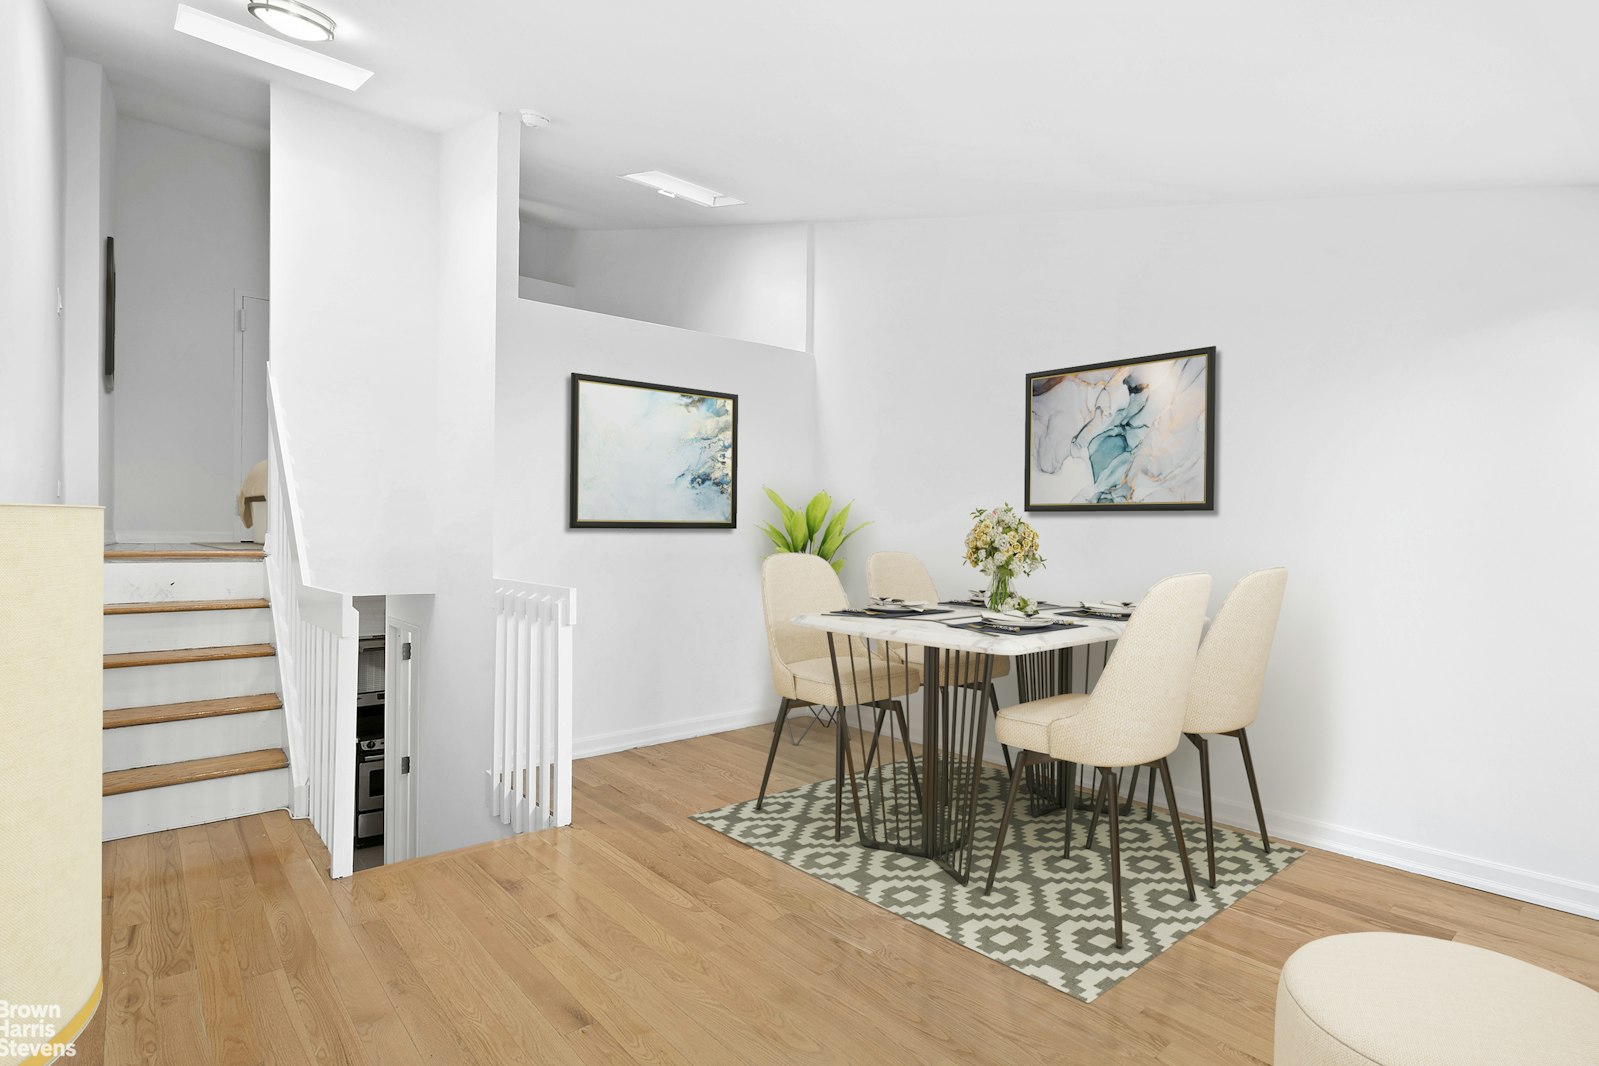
[569,375,737,528]
[1026,348,1214,511]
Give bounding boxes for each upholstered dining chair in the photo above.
[1125,567,1288,887]
[758,554,924,837]
[866,551,1016,772]
[984,572,1211,949]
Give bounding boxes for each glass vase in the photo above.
[986,566,1014,612]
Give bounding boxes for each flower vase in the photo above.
[986,566,1014,612]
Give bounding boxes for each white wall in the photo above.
[112,116,267,540]
[520,222,811,352]
[495,300,818,756]
[269,86,438,593]
[62,58,116,530]
[810,189,1599,915]
[0,0,65,504]
[414,113,518,856]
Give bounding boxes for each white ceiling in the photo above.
[47,0,1599,229]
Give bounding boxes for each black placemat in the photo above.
[950,619,1086,635]
[1056,609,1132,621]
[828,608,955,618]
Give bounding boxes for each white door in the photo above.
[236,294,269,540]
[384,617,420,864]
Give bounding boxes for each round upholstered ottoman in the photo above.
[1275,932,1599,1066]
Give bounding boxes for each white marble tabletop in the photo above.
[794,607,1125,655]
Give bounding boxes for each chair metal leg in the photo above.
[1187,733,1216,888]
[1085,770,1110,849]
[1061,762,1076,858]
[834,705,848,841]
[1231,727,1271,852]
[756,698,793,810]
[1105,767,1124,948]
[1120,763,1140,816]
[1157,757,1197,901]
[984,751,1033,893]
[1145,760,1158,820]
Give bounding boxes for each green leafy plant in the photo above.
[759,487,869,573]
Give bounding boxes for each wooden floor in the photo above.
[80,723,1599,1064]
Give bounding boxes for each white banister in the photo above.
[489,580,576,832]
[266,365,359,879]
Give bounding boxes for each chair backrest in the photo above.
[1185,567,1288,734]
[865,552,940,604]
[760,553,848,692]
[1050,572,1211,767]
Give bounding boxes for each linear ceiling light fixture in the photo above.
[621,171,745,208]
[246,0,336,42]
[173,4,372,90]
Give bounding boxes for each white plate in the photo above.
[1081,601,1135,614]
[981,611,1055,628]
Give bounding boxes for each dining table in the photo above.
[793,602,1128,885]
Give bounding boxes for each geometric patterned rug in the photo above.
[692,765,1303,1002]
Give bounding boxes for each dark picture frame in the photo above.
[1025,346,1216,512]
[103,236,116,385]
[568,373,739,530]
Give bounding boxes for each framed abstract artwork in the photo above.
[1025,346,1215,512]
[568,373,738,529]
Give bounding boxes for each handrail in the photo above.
[266,363,358,878]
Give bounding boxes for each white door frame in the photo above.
[384,615,421,864]
[233,290,268,541]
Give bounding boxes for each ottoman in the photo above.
[1275,932,1599,1065]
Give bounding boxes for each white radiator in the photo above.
[489,580,576,832]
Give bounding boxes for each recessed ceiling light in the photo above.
[621,171,744,208]
[247,0,336,42]
[174,5,372,90]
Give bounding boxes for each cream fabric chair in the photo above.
[1183,566,1287,885]
[1120,566,1287,886]
[866,551,1015,770]
[984,572,1211,948]
[1275,932,1599,1065]
[759,554,923,836]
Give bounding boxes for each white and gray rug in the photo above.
[693,765,1302,1002]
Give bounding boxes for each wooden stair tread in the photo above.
[105,549,266,560]
[103,749,289,796]
[104,643,275,669]
[104,694,282,729]
[105,597,270,615]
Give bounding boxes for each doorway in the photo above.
[384,613,421,865]
[234,292,269,542]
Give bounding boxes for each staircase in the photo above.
[102,547,292,840]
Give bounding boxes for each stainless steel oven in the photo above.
[356,737,384,846]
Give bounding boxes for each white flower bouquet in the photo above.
[964,504,1045,612]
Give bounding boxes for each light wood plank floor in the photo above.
[80,723,1599,1064]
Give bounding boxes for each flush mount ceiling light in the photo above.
[174,4,372,90]
[246,0,336,42]
[621,171,745,208]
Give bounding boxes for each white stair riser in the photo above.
[104,656,279,710]
[104,710,287,773]
[103,768,292,841]
[105,560,267,604]
[103,608,274,654]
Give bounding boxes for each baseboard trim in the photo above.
[574,707,774,760]
[1169,783,1599,921]
[572,711,1599,920]
[114,529,244,544]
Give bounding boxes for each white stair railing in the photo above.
[266,366,359,879]
[489,580,576,832]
